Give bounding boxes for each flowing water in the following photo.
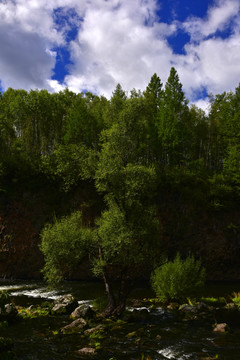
[1,279,240,360]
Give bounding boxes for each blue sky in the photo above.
[0,0,240,111]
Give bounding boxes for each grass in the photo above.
[17,306,50,319]
[200,296,226,305]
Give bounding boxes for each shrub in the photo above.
[40,211,93,286]
[151,253,206,302]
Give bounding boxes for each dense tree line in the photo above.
[1,68,240,182]
[1,68,240,315]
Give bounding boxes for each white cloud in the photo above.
[0,0,240,112]
[192,98,211,114]
[64,0,176,96]
[183,0,240,41]
[176,0,240,102]
[47,79,65,93]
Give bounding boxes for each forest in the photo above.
[1,67,240,314]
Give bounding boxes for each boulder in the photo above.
[52,294,78,315]
[4,304,18,317]
[213,323,229,333]
[61,318,87,333]
[0,303,18,321]
[71,304,96,320]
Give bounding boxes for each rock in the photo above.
[4,303,18,318]
[0,303,18,321]
[179,304,197,313]
[77,347,97,356]
[224,302,235,309]
[84,325,105,335]
[61,318,87,333]
[71,304,96,320]
[196,302,209,311]
[51,304,67,314]
[213,323,229,333]
[52,294,78,315]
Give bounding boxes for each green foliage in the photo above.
[41,144,98,191]
[40,211,94,286]
[151,253,206,302]
[157,67,189,166]
[6,70,240,315]
[231,292,240,307]
[17,306,50,319]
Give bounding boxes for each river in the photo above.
[1,279,240,360]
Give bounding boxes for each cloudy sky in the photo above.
[0,0,240,110]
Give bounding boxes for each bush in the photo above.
[40,211,93,286]
[151,253,206,302]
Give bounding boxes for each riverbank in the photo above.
[1,280,240,359]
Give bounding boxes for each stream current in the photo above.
[1,279,240,360]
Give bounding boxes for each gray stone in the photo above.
[71,304,95,319]
[1,303,18,319]
[62,318,87,333]
[52,294,78,315]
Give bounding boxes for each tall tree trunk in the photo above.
[101,272,131,318]
[101,271,116,317]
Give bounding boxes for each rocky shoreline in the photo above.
[1,292,240,359]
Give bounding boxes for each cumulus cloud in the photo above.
[183,0,240,41]
[64,0,176,96]
[178,0,240,100]
[0,23,56,90]
[0,0,240,111]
